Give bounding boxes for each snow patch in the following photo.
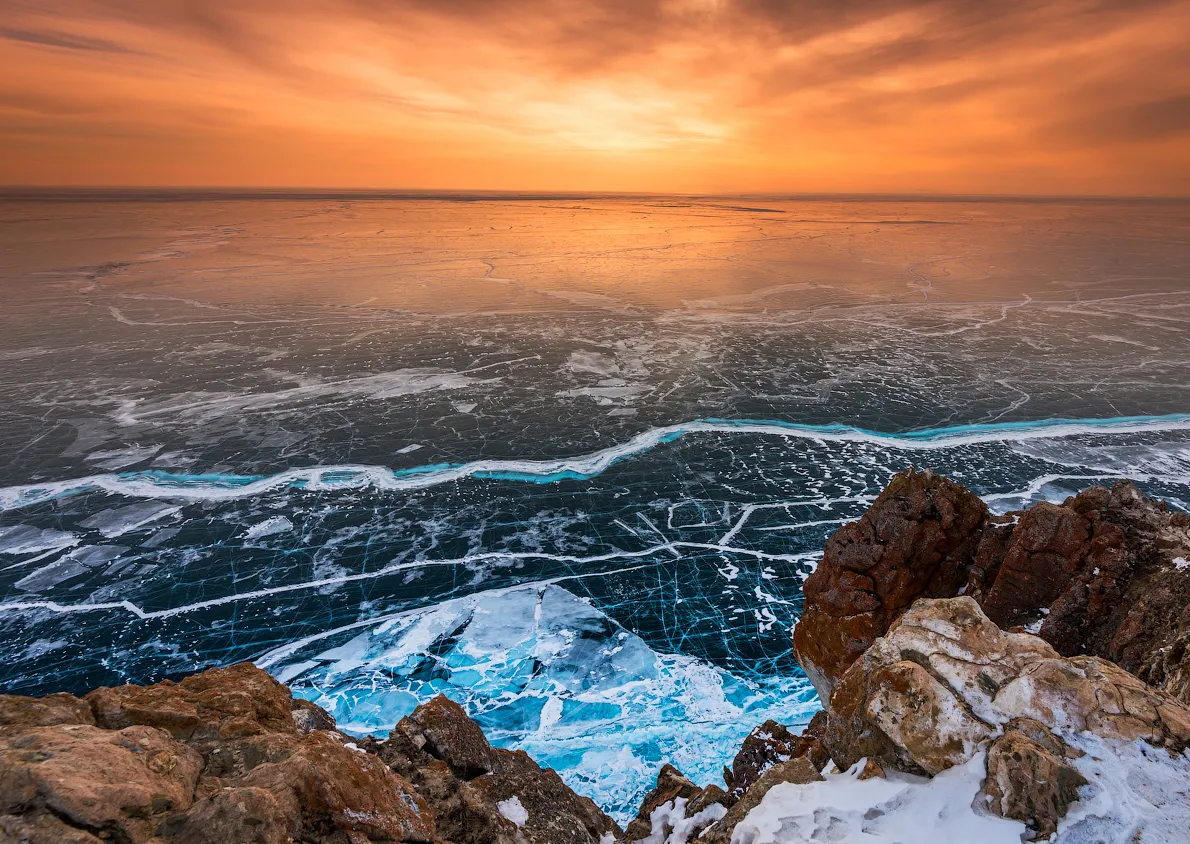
[497,796,528,827]
[638,797,727,844]
[730,754,1024,844]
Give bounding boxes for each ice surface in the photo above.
[1,196,1189,822]
[0,525,78,556]
[79,502,180,537]
[262,583,817,821]
[243,516,294,540]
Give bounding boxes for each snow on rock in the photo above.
[729,754,1024,844]
[636,796,727,844]
[497,795,528,827]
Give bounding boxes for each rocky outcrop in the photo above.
[794,470,1190,704]
[629,474,1190,844]
[623,765,727,844]
[696,758,821,844]
[0,663,620,844]
[981,720,1088,840]
[374,695,619,844]
[818,596,1190,838]
[793,469,990,701]
[823,597,1190,776]
[721,713,828,801]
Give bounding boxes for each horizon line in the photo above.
[2,186,1189,203]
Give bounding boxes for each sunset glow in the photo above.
[3,0,1190,193]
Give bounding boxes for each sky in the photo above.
[2,0,1189,194]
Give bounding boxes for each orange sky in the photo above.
[2,0,1189,194]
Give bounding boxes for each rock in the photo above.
[624,764,700,841]
[794,475,1190,707]
[0,811,104,843]
[289,697,335,734]
[856,758,885,780]
[86,662,296,744]
[823,596,1190,777]
[1138,631,1190,704]
[980,728,1088,841]
[375,698,620,844]
[996,654,1190,748]
[723,713,828,801]
[235,730,435,843]
[0,724,202,843]
[698,757,822,844]
[155,786,291,844]
[0,664,620,844]
[980,502,1096,627]
[0,692,94,728]
[471,748,620,844]
[794,469,989,700]
[396,694,494,779]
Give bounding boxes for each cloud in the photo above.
[0,26,136,53]
[0,0,1188,192]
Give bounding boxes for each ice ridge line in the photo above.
[2,413,1188,510]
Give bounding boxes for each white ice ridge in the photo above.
[0,541,823,620]
[3,413,1190,511]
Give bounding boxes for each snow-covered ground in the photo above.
[729,734,1190,844]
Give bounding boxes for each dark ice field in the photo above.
[1,193,1188,816]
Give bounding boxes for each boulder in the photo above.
[794,469,989,700]
[823,596,1190,777]
[86,662,296,744]
[377,698,621,844]
[979,722,1088,841]
[624,764,701,841]
[795,474,1190,706]
[0,724,202,843]
[0,692,94,728]
[395,694,495,779]
[722,713,828,801]
[471,748,620,844]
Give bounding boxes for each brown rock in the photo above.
[794,469,989,700]
[723,712,829,802]
[823,596,1190,780]
[156,786,291,844]
[0,666,620,844]
[624,764,700,841]
[289,698,336,734]
[0,693,94,729]
[0,724,202,843]
[0,811,104,843]
[472,748,620,844]
[86,663,295,744]
[980,503,1094,629]
[980,729,1088,841]
[857,758,885,780]
[237,730,435,842]
[396,694,494,780]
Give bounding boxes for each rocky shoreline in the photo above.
[2,471,1189,843]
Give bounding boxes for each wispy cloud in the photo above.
[1,0,1188,192]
